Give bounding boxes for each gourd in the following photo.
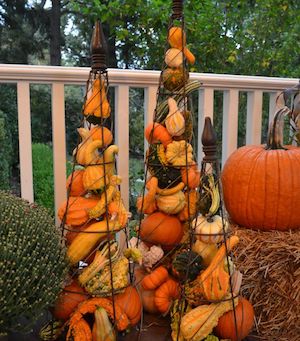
[65,221,96,246]
[193,215,228,244]
[180,162,201,189]
[221,106,300,230]
[140,212,183,250]
[166,140,193,167]
[171,250,203,281]
[136,176,158,214]
[90,126,113,145]
[66,169,86,196]
[215,297,255,341]
[192,240,218,267]
[141,266,169,290]
[156,181,185,195]
[145,122,172,147]
[83,78,111,118]
[66,318,92,341]
[178,190,199,222]
[73,128,93,165]
[168,26,196,65]
[165,98,185,136]
[154,278,180,314]
[165,48,184,68]
[52,280,88,321]
[180,296,238,341]
[92,307,116,341]
[57,196,99,226]
[156,190,186,214]
[162,67,189,91]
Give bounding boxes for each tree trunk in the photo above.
[50,0,61,65]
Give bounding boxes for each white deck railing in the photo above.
[0,64,298,221]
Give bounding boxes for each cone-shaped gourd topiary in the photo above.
[0,191,68,335]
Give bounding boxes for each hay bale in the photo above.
[232,226,300,341]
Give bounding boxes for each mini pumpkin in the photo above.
[141,266,169,290]
[166,140,193,167]
[154,278,180,314]
[156,190,186,214]
[193,215,229,244]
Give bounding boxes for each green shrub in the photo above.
[0,110,13,190]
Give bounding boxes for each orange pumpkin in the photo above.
[58,197,99,226]
[114,286,142,326]
[215,297,255,341]
[141,266,169,290]
[154,278,180,314]
[52,281,88,321]
[66,170,86,196]
[222,107,300,230]
[180,162,200,189]
[145,122,172,148]
[140,212,183,250]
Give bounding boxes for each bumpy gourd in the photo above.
[166,140,193,166]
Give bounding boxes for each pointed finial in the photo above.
[172,0,183,19]
[202,117,218,162]
[91,20,107,71]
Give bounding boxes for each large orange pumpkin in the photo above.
[215,297,254,341]
[140,212,183,249]
[52,281,88,321]
[222,107,300,230]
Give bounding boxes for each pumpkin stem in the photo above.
[266,106,291,150]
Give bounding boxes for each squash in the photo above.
[178,190,199,222]
[156,181,185,196]
[58,196,99,226]
[141,266,169,290]
[165,98,185,136]
[83,78,111,118]
[154,278,180,314]
[215,297,255,341]
[140,212,183,250]
[145,122,172,147]
[173,109,193,142]
[52,280,88,321]
[90,126,113,145]
[162,67,189,91]
[165,48,184,68]
[156,190,186,214]
[171,250,203,281]
[221,106,300,230]
[168,26,195,65]
[180,296,239,341]
[136,177,158,214]
[193,215,229,244]
[166,140,193,167]
[66,318,92,341]
[180,162,201,189]
[92,307,116,341]
[170,299,192,341]
[192,240,218,267]
[65,221,96,245]
[66,169,86,196]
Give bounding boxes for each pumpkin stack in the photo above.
[41,22,142,341]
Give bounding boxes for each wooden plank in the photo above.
[115,85,130,210]
[222,89,239,165]
[246,90,263,145]
[17,82,34,203]
[144,85,157,155]
[52,83,66,225]
[197,88,214,162]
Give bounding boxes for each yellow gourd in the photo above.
[166,140,193,167]
[165,98,185,136]
[156,191,186,214]
[165,48,184,68]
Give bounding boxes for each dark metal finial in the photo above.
[172,0,183,19]
[91,21,107,71]
[202,117,218,162]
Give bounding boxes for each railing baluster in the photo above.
[144,85,157,156]
[246,90,263,145]
[52,83,66,224]
[115,85,130,210]
[222,89,239,165]
[198,88,214,162]
[17,82,34,203]
[269,91,282,125]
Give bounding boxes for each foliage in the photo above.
[0,190,68,335]
[0,111,13,190]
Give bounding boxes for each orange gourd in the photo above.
[222,107,300,230]
[66,170,86,196]
[168,26,195,65]
[90,126,113,145]
[140,212,183,250]
[66,318,92,341]
[58,197,99,226]
[145,122,172,147]
[154,278,180,314]
[178,190,199,222]
[65,221,96,245]
[141,266,169,290]
[180,162,200,189]
[136,177,158,214]
[215,297,255,341]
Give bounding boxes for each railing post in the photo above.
[144,85,157,156]
[246,90,263,145]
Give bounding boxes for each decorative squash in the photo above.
[66,169,86,196]
[192,240,218,267]
[92,307,116,341]
[162,67,189,91]
[73,128,93,165]
[90,126,113,145]
[165,48,184,68]
[180,162,201,189]
[166,140,193,167]
[145,122,172,147]
[171,250,203,281]
[52,281,88,321]
[215,297,255,341]
[165,98,185,136]
[156,190,186,214]
[221,106,300,230]
[136,177,158,214]
[58,196,99,226]
[154,278,180,314]
[65,221,96,245]
[170,299,192,341]
[114,286,142,325]
[141,266,169,290]
[147,144,182,188]
[140,212,183,250]
[168,26,195,65]
[193,215,228,244]
[66,318,92,341]
[178,190,199,222]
